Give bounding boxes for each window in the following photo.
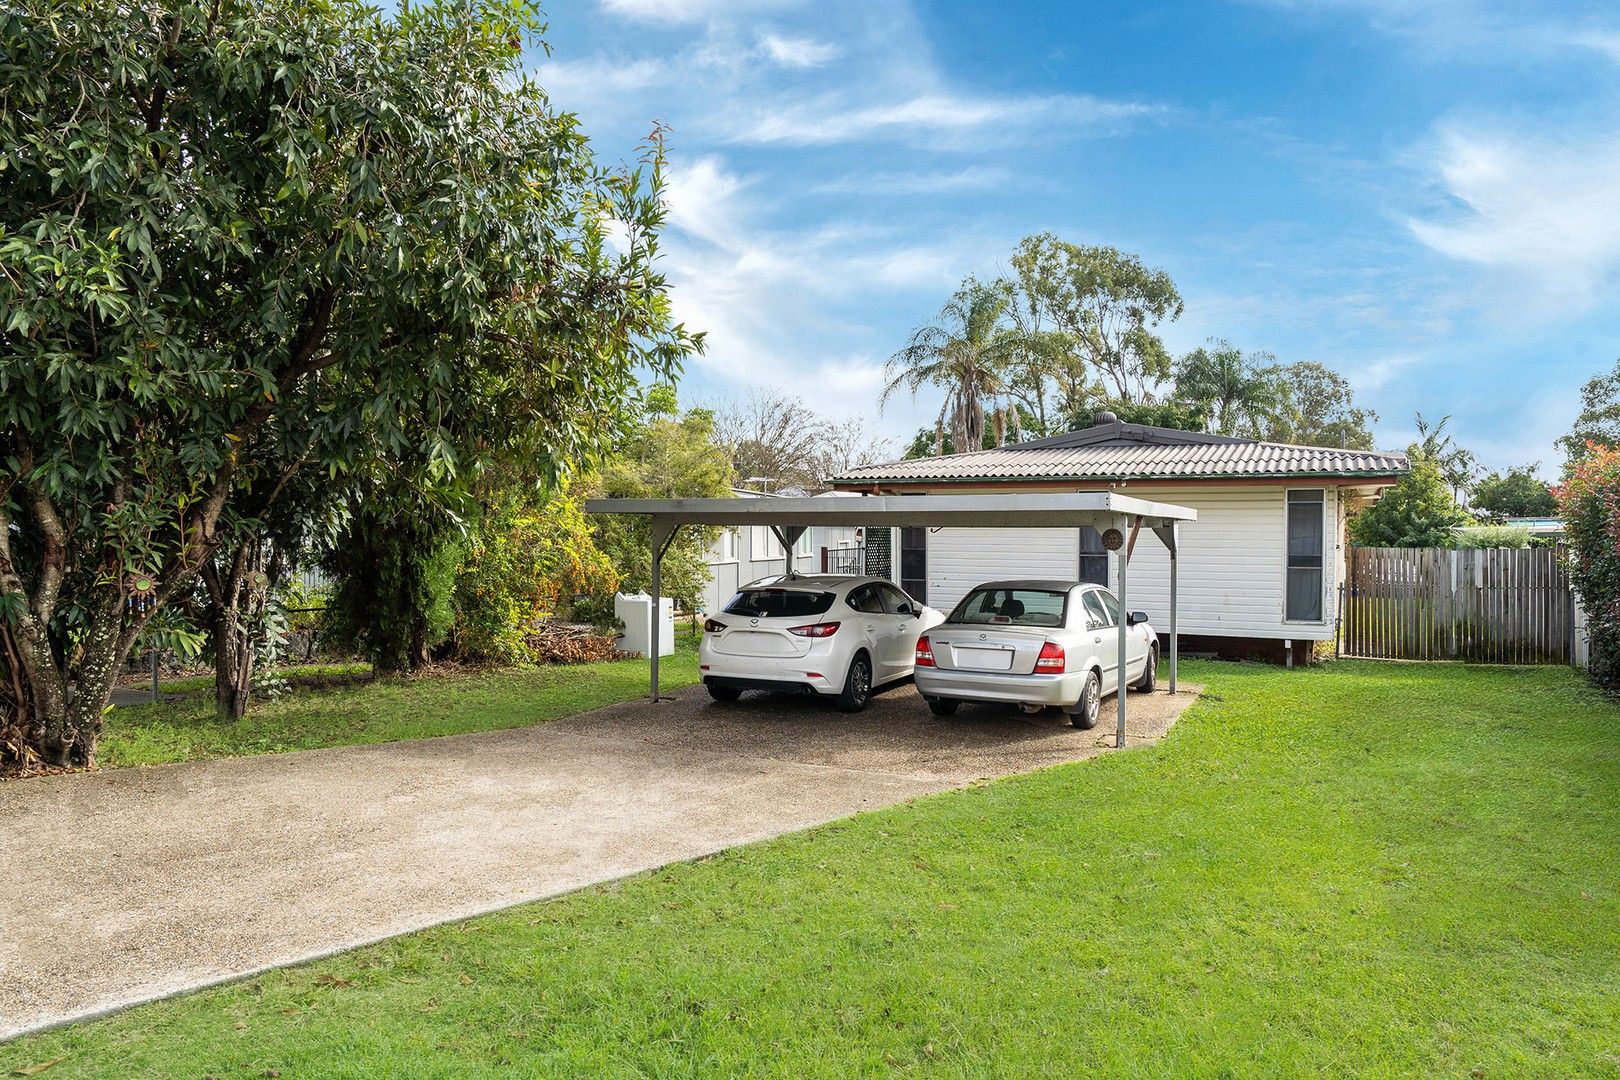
[845,584,885,614]
[1093,588,1121,627]
[724,588,834,619]
[719,529,738,562]
[1286,489,1325,622]
[1081,590,1111,630]
[899,527,927,603]
[947,587,1068,628]
[1078,526,1109,586]
[749,525,776,561]
[877,584,915,614]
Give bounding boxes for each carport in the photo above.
[585,492,1197,747]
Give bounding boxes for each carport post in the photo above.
[1117,523,1129,749]
[649,520,680,703]
[1169,522,1179,695]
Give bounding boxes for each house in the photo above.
[830,411,1410,664]
[699,488,864,613]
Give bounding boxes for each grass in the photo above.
[7,660,1619,1077]
[96,631,701,767]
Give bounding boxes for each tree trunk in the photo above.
[204,542,258,721]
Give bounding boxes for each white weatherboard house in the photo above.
[831,412,1410,664]
[699,489,864,614]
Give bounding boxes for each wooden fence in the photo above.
[1339,547,1575,664]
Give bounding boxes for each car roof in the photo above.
[740,573,877,591]
[965,579,1090,592]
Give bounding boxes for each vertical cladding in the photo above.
[863,525,892,580]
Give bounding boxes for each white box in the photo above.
[614,592,674,657]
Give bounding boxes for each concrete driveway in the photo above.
[0,680,1198,1040]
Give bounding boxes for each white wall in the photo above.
[700,522,862,613]
[922,485,1342,641]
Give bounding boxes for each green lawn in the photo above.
[97,632,700,767]
[8,660,1618,1077]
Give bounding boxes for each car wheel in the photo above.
[927,698,959,717]
[1070,670,1101,729]
[707,683,742,703]
[835,652,873,713]
[1133,646,1158,692]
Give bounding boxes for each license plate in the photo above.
[954,646,1013,671]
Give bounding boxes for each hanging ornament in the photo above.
[1101,528,1126,552]
[248,570,271,595]
[126,573,157,615]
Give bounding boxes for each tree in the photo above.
[1173,340,1288,437]
[1557,359,1620,474]
[901,404,1035,459]
[0,1,694,765]
[1555,444,1620,689]
[1472,467,1558,519]
[1077,402,1209,432]
[711,392,892,493]
[882,278,1019,454]
[1349,460,1474,548]
[1268,362,1378,450]
[1010,233,1183,403]
[1410,414,1479,501]
[592,405,735,613]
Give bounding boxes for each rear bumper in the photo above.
[699,652,839,696]
[705,675,825,696]
[913,666,1086,707]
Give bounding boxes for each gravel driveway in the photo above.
[0,680,1197,1040]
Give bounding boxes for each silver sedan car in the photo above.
[912,579,1158,728]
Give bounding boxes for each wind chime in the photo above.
[125,572,157,615]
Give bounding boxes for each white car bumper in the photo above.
[914,666,1087,708]
[699,648,841,696]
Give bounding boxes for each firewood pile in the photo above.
[525,621,625,665]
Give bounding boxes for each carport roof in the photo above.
[584,491,1196,529]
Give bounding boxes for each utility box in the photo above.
[614,592,674,657]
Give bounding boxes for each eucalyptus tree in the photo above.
[882,278,1020,454]
[1010,233,1183,404]
[1270,361,1377,450]
[0,1,696,764]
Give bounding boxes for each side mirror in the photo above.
[898,603,916,617]
[1126,611,1149,626]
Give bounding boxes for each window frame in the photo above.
[1283,487,1328,624]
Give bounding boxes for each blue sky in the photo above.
[534,0,1620,475]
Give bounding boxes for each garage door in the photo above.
[926,527,1082,613]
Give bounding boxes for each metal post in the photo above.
[150,648,160,703]
[649,520,679,703]
[1117,534,1129,749]
[1168,524,1178,694]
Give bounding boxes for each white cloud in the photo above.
[1561,28,1620,62]
[812,165,1013,196]
[733,91,1163,147]
[599,0,793,25]
[1406,123,1620,306]
[758,32,841,69]
[533,56,667,101]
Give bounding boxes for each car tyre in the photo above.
[835,652,873,713]
[927,698,959,717]
[1070,670,1101,729]
[1133,645,1158,692]
[707,683,742,703]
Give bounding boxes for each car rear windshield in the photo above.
[947,587,1068,628]
[723,588,836,619]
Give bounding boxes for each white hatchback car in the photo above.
[913,580,1158,728]
[701,574,945,712]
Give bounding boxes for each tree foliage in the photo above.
[1557,360,1620,475]
[711,392,892,492]
[1349,459,1474,548]
[1472,467,1558,519]
[0,0,694,764]
[1555,443,1620,690]
[882,279,1018,455]
[1266,361,1378,450]
[1173,340,1287,438]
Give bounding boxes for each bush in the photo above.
[1350,459,1473,547]
[450,484,620,664]
[1454,525,1532,549]
[322,509,463,675]
[1556,443,1620,690]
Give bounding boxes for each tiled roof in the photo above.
[833,417,1410,485]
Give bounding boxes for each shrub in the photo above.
[1556,443,1620,690]
[1454,525,1532,549]
[1350,458,1474,547]
[450,484,620,664]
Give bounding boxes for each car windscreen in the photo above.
[947,587,1068,628]
[723,588,836,619]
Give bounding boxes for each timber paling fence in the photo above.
[1339,546,1575,664]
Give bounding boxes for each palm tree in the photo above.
[882,279,1020,455]
[1173,340,1288,437]
[1412,413,1479,500]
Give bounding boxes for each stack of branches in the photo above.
[525,621,624,665]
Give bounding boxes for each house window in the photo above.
[1078,526,1109,586]
[1286,489,1325,622]
[750,525,778,561]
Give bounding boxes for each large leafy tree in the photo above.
[1173,340,1288,437]
[1557,358,1620,475]
[1010,233,1183,404]
[1411,413,1479,500]
[1349,460,1474,548]
[1473,466,1558,519]
[1267,361,1378,450]
[882,278,1019,455]
[0,1,694,765]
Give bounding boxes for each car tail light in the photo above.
[915,635,935,667]
[703,619,727,633]
[788,622,839,638]
[1035,641,1065,673]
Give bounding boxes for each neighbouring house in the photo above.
[830,411,1410,664]
[699,488,864,614]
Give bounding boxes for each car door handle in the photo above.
[1094,635,1102,643]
